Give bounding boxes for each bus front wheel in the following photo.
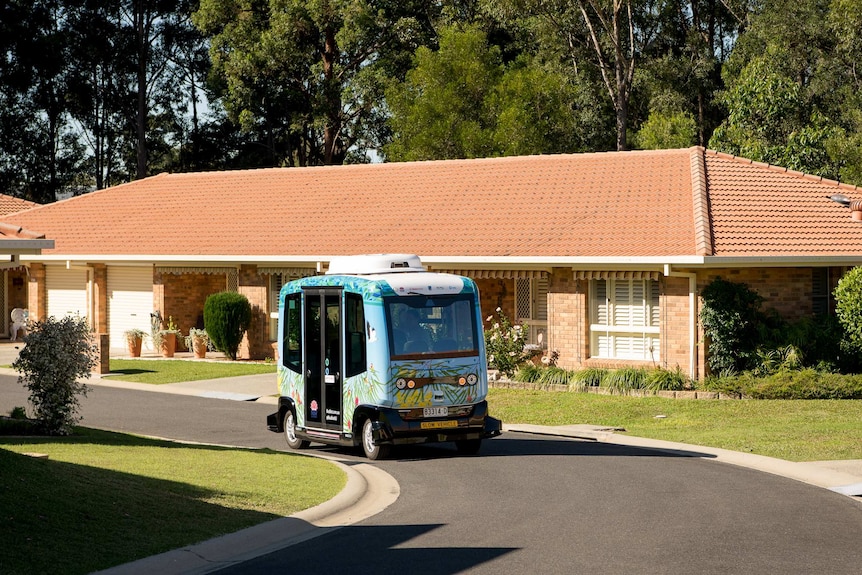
[284,410,310,450]
[362,419,391,460]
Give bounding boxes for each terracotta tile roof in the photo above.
[2,147,861,261]
[0,222,46,240]
[704,150,862,256]
[0,194,38,217]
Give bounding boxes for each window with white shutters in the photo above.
[590,278,659,361]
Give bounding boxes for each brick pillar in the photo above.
[27,263,47,322]
[91,263,108,334]
[547,269,587,370]
[238,264,270,360]
[93,333,110,374]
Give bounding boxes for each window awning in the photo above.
[574,270,661,280]
[257,267,317,277]
[432,269,549,279]
[156,267,236,275]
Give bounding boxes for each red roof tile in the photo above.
[704,150,862,256]
[0,194,38,217]
[2,148,861,261]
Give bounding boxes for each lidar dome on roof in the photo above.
[326,254,426,275]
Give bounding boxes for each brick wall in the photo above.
[661,275,693,376]
[705,268,816,321]
[547,270,588,368]
[474,278,515,332]
[155,271,226,351]
[238,265,272,360]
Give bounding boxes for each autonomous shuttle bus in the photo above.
[267,254,502,459]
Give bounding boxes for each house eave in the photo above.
[0,239,55,254]
[19,253,862,270]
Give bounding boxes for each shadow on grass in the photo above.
[0,428,284,575]
[104,368,156,376]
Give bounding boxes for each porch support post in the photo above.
[27,263,47,322]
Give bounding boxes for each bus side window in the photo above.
[345,293,366,376]
[283,293,302,373]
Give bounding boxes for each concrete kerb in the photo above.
[95,452,400,575]
[503,423,862,498]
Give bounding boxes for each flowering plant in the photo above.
[484,308,533,377]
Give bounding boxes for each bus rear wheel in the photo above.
[284,410,310,450]
[362,418,391,460]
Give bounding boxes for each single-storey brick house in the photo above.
[2,147,861,379]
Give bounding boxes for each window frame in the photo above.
[589,278,660,361]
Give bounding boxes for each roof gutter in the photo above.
[18,253,862,269]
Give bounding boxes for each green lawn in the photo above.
[103,359,276,384]
[488,388,862,462]
[0,428,345,575]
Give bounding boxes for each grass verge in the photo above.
[0,428,345,575]
[488,388,862,462]
[103,359,276,385]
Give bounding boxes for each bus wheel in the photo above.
[455,439,482,455]
[362,419,390,460]
[284,410,310,450]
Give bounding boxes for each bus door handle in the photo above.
[307,369,312,378]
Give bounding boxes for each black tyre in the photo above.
[362,418,391,460]
[455,438,482,455]
[283,410,310,450]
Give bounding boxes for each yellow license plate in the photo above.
[420,420,458,430]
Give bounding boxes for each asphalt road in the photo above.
[3,376,862,574]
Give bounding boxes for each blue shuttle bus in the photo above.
[267,254,502,459]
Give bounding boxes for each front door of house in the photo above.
[303,287,343,430]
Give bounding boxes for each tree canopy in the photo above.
[2,0,862,201]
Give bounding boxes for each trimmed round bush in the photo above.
[204,291,252,360]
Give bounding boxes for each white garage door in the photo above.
[46,267,88,320]
[108,266,153,350]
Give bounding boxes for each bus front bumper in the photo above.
[370,401,502,446]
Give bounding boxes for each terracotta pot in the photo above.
[161,332,177,358]
[127,337,142,358]
[192,337,207,359]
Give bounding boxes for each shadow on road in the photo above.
[223,523,518,575]
[293,432,717,463]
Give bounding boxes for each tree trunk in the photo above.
[322,23,342,165]
[134,0,149,180]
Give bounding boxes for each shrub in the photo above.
[537,366,572,387]
[700,277,764,375]
[12,316,97,435]
[752,345,804,377]
[204,291,252,360]
[484,308,533,377]
[701,372,753,398]
[644,367,689,391]
[569,367,608,388]
[835,266,862,359]
[748,370,862,399]
[604,368,647,394]
[513,363,542,383]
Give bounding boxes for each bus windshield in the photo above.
[385,294,479,358]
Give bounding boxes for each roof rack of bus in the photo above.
[325,254,427,275]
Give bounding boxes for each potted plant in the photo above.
[159,316,181,358]
[124,328,147,357]
[184,327,212,359]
